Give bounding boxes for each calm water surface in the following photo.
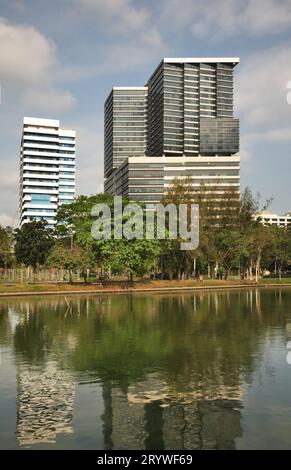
[1,288,291,450]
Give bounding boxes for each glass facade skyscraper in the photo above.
[19,117,76,228]
[104,58,240,211]
[147,58,239,156]
[104,87,148,179]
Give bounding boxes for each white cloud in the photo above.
[77,0,150,34]
[140,29,163,48]
[161,0,291,39]
[240,145,253,163]
[58,40,165,81]
[73,121,104,195]
[233,42,291,169]
[244,128,291,143]
[97,42,163,75]
[0,17,75,112]
[244,0,291,35]
[0,172,18,191]
[239,133,254,175]
[236,44,291,128]
[76,0,164,56]
[0,157,20,222]
[0,213,15,227]
[0,17,56,84]
[239,122,291,173]
[264,128,291,141]
[21,87,75,113]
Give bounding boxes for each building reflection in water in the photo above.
[6,301,76,447]
[0,287,289,449]
[16,363,75,446]
[101,374,243,450]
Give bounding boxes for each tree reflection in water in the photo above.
[0,288,290,449]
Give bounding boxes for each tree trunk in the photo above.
[214,261,219,279]
[193,257,197,277]
[250,259,253,281]
[255,257,260,283]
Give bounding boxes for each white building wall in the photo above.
[19,117,76,227]
[255,211,291,229]
[105,155,240,206]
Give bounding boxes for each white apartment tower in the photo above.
[19,117,76,228]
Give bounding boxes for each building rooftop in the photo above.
[146,57,240,84]
[112,87,148,90]
[257,210,291,218]
[23,117,60,127]
[23,117,75,133]
[163,57,240,64]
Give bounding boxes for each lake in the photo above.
[1,288,291,450]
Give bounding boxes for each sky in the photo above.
[0,0,291,226]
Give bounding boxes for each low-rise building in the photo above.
[255,210,291,230]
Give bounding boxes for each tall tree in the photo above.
[161,177,204,279]
[47,244,95,283]
[264,227,291,280]
[0,225,14,268]
[14,221,54,271]
[239,187,273,280]
[56,193,161,280]
[216,230,246,279]
[247,225,272,282]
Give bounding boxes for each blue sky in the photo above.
[0,0,291,226]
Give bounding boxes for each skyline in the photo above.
[1,0,291,225]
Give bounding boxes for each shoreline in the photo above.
[0,282,291,298]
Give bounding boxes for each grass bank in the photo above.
[0,277,291,297]
[259,277,291,284]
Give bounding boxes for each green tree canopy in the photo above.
[264,226,291,280]
[14,221,54,270]
[47,244,95,283]
[55,193,162,279]
[0,225,14,268]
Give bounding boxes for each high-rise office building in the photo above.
[147,58,239,156]
[104,58,240,211]
[104,87,148,178]
[19,117,76,228]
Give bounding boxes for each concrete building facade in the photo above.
[19,117,75,228]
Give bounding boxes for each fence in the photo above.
[0,268,82,283]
